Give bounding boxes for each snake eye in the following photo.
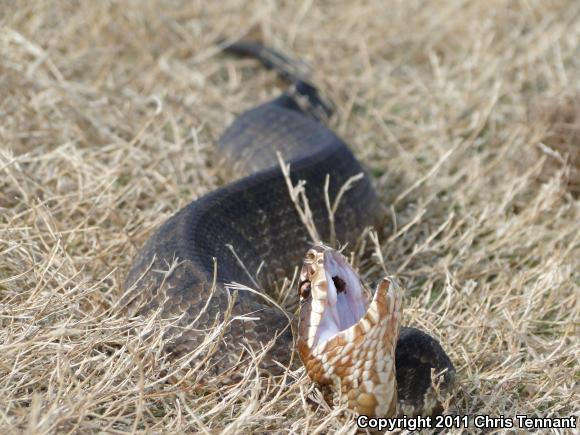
[305,250,316,261]
[299,280,311,299]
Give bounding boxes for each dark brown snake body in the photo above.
[122,42,455,417]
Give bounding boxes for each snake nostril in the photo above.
[332,276,346,293]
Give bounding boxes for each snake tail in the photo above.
[223,40,334,120]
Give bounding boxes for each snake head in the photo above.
[297,245,403,417]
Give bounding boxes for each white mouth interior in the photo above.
[315,252,369,346]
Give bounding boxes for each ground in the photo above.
[1,1,579,433]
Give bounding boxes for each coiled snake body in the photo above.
[123,42,455,417]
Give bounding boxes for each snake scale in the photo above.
[122,41,455,417]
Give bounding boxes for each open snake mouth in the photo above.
[298,246,370,349]
[297,245,402,417]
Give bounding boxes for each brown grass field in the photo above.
[1,1,579,433]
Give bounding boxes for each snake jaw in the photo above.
[297,246,403,417]
[299,246,369,349]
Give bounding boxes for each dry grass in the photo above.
[1,1,579,433]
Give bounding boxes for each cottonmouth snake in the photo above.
[122,42,455,417]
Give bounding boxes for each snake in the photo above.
[122,41,455,417]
